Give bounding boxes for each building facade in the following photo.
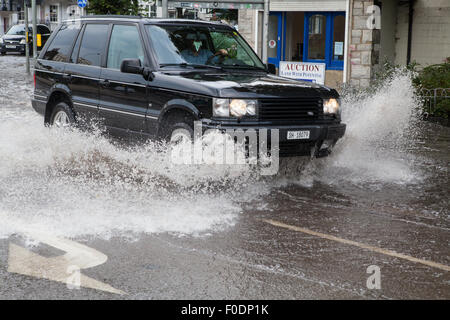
[1,0,83,36]
[236,0,450,89]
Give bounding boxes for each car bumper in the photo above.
[31,97,47,116]
[201,120,346,157]
[0,43,26,53]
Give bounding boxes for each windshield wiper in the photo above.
[160,63,224,71]
[222,64,266,71]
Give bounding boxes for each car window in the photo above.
[146,25,265,70]
[107,25,144,70]
[70,25,84,64]
[42,23,80,62]
[37,26,50,34]
[77,24,109,67]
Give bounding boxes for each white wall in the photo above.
[379,0,397,64]
[395,0,450,66]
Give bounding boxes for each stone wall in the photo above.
[348,0,380,88]
[237,10,256,50]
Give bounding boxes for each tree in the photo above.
[87,0,145,16]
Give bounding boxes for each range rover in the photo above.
[31,16,346,158]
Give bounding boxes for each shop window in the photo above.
[307,14,326,60]
[50,5,58,23]
[303,12,345,70]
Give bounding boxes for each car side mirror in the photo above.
[267,63,277,75]
[120,58,143,75]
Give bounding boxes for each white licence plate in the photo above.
[6,45,16,49]
[287,130,310,140]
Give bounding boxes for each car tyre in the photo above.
[169,122,194,145]
[50,102,76,128]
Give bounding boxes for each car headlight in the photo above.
[213,98,257,118]
[20,39,26,44]
[0,37,4,44]
[323,98,340,114]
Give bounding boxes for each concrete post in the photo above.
[262,0,269,64]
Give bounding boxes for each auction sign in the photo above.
[279,61,326,85]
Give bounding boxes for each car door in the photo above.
[64,23,110,126]
[37,25,52,47]
[99,23,148,134]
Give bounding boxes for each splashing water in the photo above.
[296,70,424,186]
[0,57,427,240]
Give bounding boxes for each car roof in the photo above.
[13,23,48,26]
[65,15,230,27]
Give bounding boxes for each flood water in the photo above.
[0,55,448,241]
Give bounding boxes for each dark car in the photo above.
[0,23,51,55]
[31,16,345,158]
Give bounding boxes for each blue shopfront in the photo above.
[267,11,346,72]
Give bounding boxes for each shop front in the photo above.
[266,8,347,87]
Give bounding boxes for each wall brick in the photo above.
[357,44,372,51]
[352,30,362,38]
[353,16,368,29]
[362,30,372,43]
[352,37,361,44]
[361,51,371,64]
[353,8,363,16]
[354,1,363,9]
[351,65,371,78]
[359,78,371,87]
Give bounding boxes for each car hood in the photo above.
[1,34,25,41]
[156,70,338,98]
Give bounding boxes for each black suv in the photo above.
[31,16,345,157]
[0,24,51,55]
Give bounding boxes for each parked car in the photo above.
[31,16,346,158]
[0,23,51,55]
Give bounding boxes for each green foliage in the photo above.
[413,57,450,90]
[369,57,450,119]
[414,57,450,119]
[87,0,144,16]
[210,9,238,23]
[434,98,450,119]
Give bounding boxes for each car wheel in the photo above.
[169,122,194,145]
[0,52,5,56]
[50,102,76,128]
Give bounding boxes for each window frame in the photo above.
[303,11,345,71]
[41,22,82,62]
[105,22,147,70]
[75,22,111,68]
[49,5,59,23]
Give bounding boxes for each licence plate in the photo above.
[287,130,310,140]
[6,45,16,49]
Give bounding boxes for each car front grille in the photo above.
[5,40,20,44]
[259,97,323,122]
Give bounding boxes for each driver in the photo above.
[181,33,228,65]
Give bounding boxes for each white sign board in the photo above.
[279,61,326,85]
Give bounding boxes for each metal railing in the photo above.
[418,88,450,116]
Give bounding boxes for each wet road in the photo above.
[0,55,449,299]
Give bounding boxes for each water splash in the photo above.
[0,57,427,239]
[289,70,424,186]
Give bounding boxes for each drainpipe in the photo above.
[343,0,350,83]
[162,0,168,18]
[406,0,414,65]
[262,0,269,64]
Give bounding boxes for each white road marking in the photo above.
[7,232,125,295]
[263,219,450,272]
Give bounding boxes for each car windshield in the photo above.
[6,25,31,36]
[146,24,266,71]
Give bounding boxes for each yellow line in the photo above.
[263,219,450,272]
